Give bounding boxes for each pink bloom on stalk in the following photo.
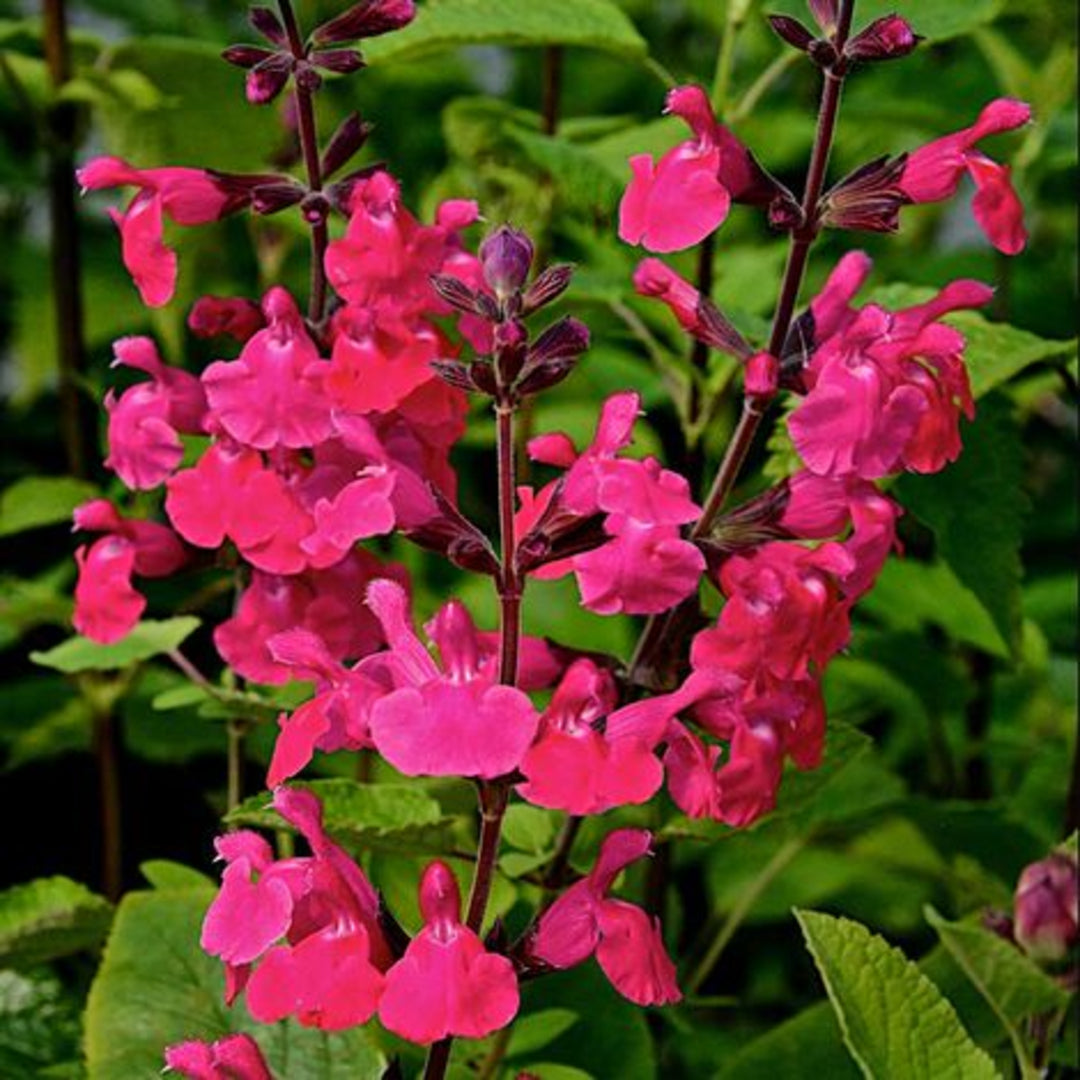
[1014,852,1079,963]
[78,157,240,306]
[202,288,333,451]
[379,862,519,1044]
[103,336,208,490]
[901,98,1031,254]
[201,788,388,1030]
[789,273,993,479]
[214,552,406,684]
[517,660,667,814]
[632,257,702,332]
[164,1032,274,1079]
[618,86,731,252]
[364,580,539,778]
[73,537,145,643]
[529,829,681,1006]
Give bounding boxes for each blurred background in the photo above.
[0,0,1075,1076]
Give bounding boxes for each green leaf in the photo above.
[506,1008,580,1059]
[84,887,385,1079]
[227,778,455,853]
[795,910,999,1080]
[0,968,84,1077]
[0,477,98,538]
[139,861,214,892]
[0,877,112,968]
[29,617,201,674]
[896,396,1027,657]
[363,0,647,65]
[770,0,1004,41]
[925,906,1070,1056]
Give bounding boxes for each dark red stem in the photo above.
[277,0,329,325]
[628,0,856,686]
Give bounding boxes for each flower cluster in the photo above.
[71,1,1033,1075]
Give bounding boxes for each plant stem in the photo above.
[541,46,563,136]
[423,399,522,1080]
[685,835,804,993]
[91,707,123,901]
[278,0,329,325]
[43,0,92,478]
[226,720,245,813]
[627,1,856,687]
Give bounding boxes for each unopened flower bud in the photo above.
[481,225,534,301]
[821,155,910,234]
[767,15,816,53]
[246,53,292,105]
[522,263,574,315]
[294,61,323,94]
[320,112,373,179]
[1014,852,1079,963]
[846,15,922,63]
[309,48,366,75]
[807,0,839,36]
[221,44,275,70]
[250,6,287,47]
[311,0,417,45]
[745,351,780,401]
[300,191,330,226]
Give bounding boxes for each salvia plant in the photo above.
[4,0,1074,1077]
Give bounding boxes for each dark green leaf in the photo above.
[506,1008,580,1059]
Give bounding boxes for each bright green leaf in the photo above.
[502,805,560,854]
[0,477,98,538]
[0,877,112,968]
[796,909,999,1080]
[29,617,201,674]
[84,887,385,1079]
[363,0,648,65]
[139,861,214,892]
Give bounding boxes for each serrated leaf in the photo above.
[506,1008,580,1058]
[796,909,999,1080]
[0,877,112,968]
[363,0,647,65]
[925,906,1071,1048]
[0,477,98,538]
[896,396,1027,657]
[227,779,455,853]
[84,887,385,1079]
[29,617,201,673]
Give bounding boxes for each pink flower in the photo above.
[72,537,145,643]
[202,288,333,451]
[379,862,519,1044]
[517,660,667,814]
[78,157,244,306]
[201,788,389,1030]
[73,498,186,577]
[364,580,539,778]
[164,1033,274,1079]
[103,337,208,491]
[901,99,1031,254]
[528,829,681,1006]
[187,295,265,342]
[213,552,405,684]
[1014,852,1079,963]
[789,270,993,479]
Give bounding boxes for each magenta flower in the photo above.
[103,336,208,491]
[789,269,993,479]
[528,829,681,1006]
[364,580,539,778]
[164,1033,273,1079]
[202,289,334,451]
[78,157,246,306]
[517,660,666,814]
[900,98,1031,254]
[201,788,389,1030]
[72,537,145,644]
[379,861,519,1044]
[73,499,186,577]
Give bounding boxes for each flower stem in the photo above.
[277,0,329,326]
[627,0,857,688]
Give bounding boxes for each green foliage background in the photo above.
[0,0,1075,1077]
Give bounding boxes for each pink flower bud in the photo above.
[1014,852,1079,963]
[846,15,921,62]
[745,351,779,400]
[480,225,534,299]
[311,0,417,46]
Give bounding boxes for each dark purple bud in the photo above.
[768,194,805,231]
[188,296,265,342]
[1014,852,1079,963]
[820,155,910,233]
[981,908,1015,943]
[430,359,478,392]
[250,6,287,47]
[294,61,323,93]
[521,263,574,315]
[222,44,276,70]
[846,15,922,62]
[311,0,417,45]
[321,113,373,179]
[310,48,366,74]
[807,0,839,35]
[480,225,534,300]
[402,485,500,575]
[709,479,791,554]
[249,180,306,215]
[429,274,484,316]
[526,317,590,367]
[515,357,579,397]
[301,192,331,225]
[516,487,609,573]
[767,14,815,52]
[494,318,529,387]
[246,53,293,105]
[807,39,839,68]
[206,169,296,215]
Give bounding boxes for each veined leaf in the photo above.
[30,617,201,674]
[0,877,112,968]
